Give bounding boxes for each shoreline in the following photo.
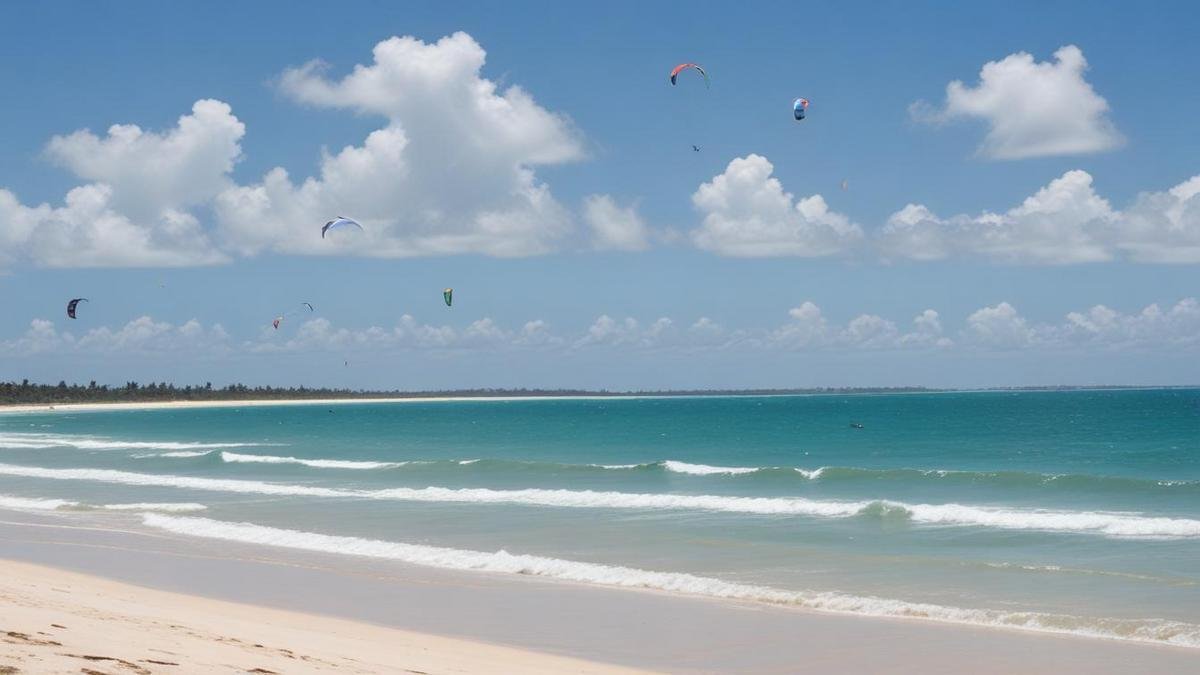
[2,511,1198,674]
[0,557,648,674]
[2,384,1195,415]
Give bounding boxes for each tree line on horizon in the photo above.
[0,379,941,404]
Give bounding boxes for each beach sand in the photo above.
[0,558,649,674]
[1,512,1198,673]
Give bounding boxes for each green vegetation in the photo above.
[0,380,937,405]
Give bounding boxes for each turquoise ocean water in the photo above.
[1,390,1198,646]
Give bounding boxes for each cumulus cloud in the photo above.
[45,99,245,221]
[250,315,559,353]
[962,302,1037,348]
[217,32,583,258]
[583,194,649,251]
[691,155,862,257]
[1,317,228,356]
[881,170,1200,264]
[912,45,1122,159]
[574,315,675,349]
[4,300,1197,362]
[0,100,238,267]
[765,303,947,350]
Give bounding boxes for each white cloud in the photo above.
[1111,176,1200,263]
[0,100,238,267]
[5,301,1196,361]
[766,303,949,350]
[1057,298,1200,347]
[901,310,953,347]
[583,194,649,251]
[575,315,676,349]
[251,315,559,353]
[217,32,583,258]
[45,99,244,221]
[962,302,1036,348]
[769,302,833,347]
[881,170,1200,265]
[1,317,227,356]
[913,45,1122,159]
[691,155,862,257]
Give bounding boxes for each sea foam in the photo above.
[3,463,1197,538]
[140,513,1200,649]
[0,432,274,451]
[220,452,405,470]
[0,493,206,513]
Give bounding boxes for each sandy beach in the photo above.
[2,510,1198,674]
[0,558,649,675]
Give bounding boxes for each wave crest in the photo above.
[140,513,1200,649]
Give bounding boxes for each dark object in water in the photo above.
[849,422,864,429]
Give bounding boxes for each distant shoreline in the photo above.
[0,385,1194,414]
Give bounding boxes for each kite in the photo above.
[669,63,709,88]
[66,298,88,319]
[443,288,453,307]
[794,98,809,121]
[321,217,363,239]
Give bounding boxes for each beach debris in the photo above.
[66,298,88,319]
[4,630,60,646]
[669,63,709,88]
[794,97,810,121]
[63,654,149,674]
[320,216,363,239]
[443,288,453,307]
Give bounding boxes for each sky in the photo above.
[0,1,1197,390]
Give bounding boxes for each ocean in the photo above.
[1,389,1198,648]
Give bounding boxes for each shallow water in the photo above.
[2,390,1198,646]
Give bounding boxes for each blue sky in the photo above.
[0,1,1197,389]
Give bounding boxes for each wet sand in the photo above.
[1,511,1197,673]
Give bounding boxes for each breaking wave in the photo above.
[2,463,1197,538]
[140,513,1200,649]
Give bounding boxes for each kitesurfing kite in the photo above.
[443,288,453,307]
[669,63,709,88]
[321,217,363,239]
[272,302,313,330]
[66,298,88,319]
[794,98,810,121]
[692,145,701,152]
[841,179,849,191]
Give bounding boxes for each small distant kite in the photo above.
[794,98,809,121]
[669,63,709,88]
[841,179,849,191]
[271,302,313,330]
[443,288,453,307]
[321,216,363,239]
[692,145,701,152]
[66,298,88,319]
